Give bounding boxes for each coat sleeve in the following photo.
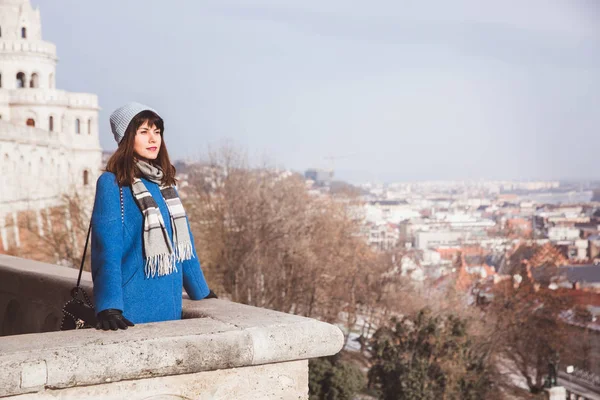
[183,222,210,300]
[182,221,211,300]
[176,187,210,300]
[91,172,125,313]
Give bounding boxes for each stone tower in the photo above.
[0,0,102,252]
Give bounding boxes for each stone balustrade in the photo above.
[0,119,62,146]
[0,254,344,399]
[0,40,57,59]
[7,89,99,110]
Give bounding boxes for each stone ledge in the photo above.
[183,299,344,364]
[0,255,344,398]
[6,360,309,400]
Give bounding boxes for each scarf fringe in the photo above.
[175,242,194,262]
[144,247,194,279]
[144,254,179,278]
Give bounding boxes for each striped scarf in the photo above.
[132,160,194,278]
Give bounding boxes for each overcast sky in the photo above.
[31,0,600,183]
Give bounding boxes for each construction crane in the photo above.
[323,153,358,173]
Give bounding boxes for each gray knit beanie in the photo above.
[109,102,159,144]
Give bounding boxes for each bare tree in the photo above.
[182,147,382,329]
[8,191,91,268]
[484,261,573,395]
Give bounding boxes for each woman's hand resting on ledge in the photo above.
[96,291,216,331]
[96,309,135,331]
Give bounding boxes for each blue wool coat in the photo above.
[91,171,210,324]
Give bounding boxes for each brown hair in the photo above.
[105,110,177,186]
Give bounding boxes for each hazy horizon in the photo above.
[32,0,600,183]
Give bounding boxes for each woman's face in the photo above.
[133,121,162,161]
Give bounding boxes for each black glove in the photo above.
[204,290,218,299]
[96,309,135,331]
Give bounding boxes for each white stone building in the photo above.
[0,0,102,251]
[547,226,581,242]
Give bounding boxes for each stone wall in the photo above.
[0,254,77,336]
[0,255,344,399]
[8,361,309,400]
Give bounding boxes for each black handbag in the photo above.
[60,220,97,330]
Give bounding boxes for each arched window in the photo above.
[48,73,53,88]
[16,72,25,88]
[21,27,27,39]
[75,118,81,134]
[83,170,89,186]
[0,73,2,88]
[49,116,54,132]
[29,73,39,88]
[0,26,2,37]
[88,118,92,135]
[26,118,35,127]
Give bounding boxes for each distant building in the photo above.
[530,264,600,292]
[365,222,399,251]
[589,235,600,260]
[415,231,470,250]
[101,150,113,166]
[364,200,420,224]
[505,217,533,238]
[304,168,333,186]
[0,0,102,252]
[548,226,581,242]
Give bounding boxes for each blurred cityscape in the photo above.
[1,0,599,399]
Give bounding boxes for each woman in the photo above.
[91,102,215,331]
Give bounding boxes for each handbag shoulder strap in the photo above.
[76,220,92,288]
[75,186,125,288]
[120,186,124,224]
